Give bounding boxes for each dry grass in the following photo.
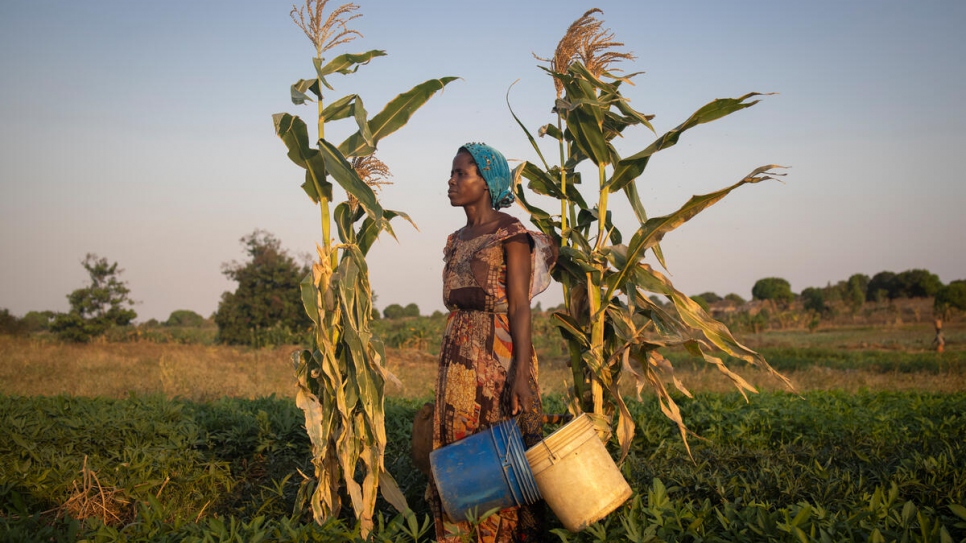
[57,456,131,526]
[2,324,964,403]
[0,336,300,401]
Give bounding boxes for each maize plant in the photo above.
[272,1,456,535]
[509,9,793,459]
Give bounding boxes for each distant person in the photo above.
[933,317,944,353]
[426,142,556,542]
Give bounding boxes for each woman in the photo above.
[428,142,556,542]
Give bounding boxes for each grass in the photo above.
[2,318,965,403]
[1,318,965,540]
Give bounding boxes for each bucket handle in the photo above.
[534,438,560,464]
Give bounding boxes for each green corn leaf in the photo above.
[608,93,769,193]
[621,181,667,270]
[300,272,320,326]
[550,311,590,348]
[518,161,589,209]
[520,161,563,198]
[334,202,365,244]
[291,78,321,104]
[317,138,384,221]
[566,104,611,167]
[317,50,387,77]
[614,99,655,134]
[538,123,564,141]
[506,81,550,170]
[320,94,359,123]
[339,77,459,157]
[357,209,416,255]
[273,113,333,203]
[611,165,785,297]
[352,94,373,150]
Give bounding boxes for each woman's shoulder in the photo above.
[493,213,526,237]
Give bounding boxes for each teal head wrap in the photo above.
[460,142,515,209]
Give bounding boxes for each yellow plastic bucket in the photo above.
[525,414,632,532]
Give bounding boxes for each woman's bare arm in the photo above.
[505,237,534,415]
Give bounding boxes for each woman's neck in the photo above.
[463,203,498,227]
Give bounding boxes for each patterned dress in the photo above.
[429,215,556,543]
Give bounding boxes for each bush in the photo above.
[801,287,828,314]
[165,310,207,328]
[752,277,794,305]
[935,280,966,316]
[0,308,26,336]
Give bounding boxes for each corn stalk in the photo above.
[509,9,793,460]
[273,1,456,536]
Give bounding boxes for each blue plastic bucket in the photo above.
[430,418,541,521]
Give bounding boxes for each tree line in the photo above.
[2,230,964,344]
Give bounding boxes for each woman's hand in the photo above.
[510,369,534,416]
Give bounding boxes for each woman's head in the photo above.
[458,143,515,209]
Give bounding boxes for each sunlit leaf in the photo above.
[608,93,769,192]
[316,50,387,77]
[317,138,383,221]
[291,78,321,104]
[273,113,333,203]
[611,165,786,298]
[339,77,459,157]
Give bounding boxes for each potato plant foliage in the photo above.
[1,392,964,541]
[272,0,455,535]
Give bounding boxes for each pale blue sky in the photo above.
[1,1,964,321]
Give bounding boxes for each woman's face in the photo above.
[448,150,489,208]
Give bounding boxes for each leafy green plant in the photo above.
[509,8,792,458]
[272,0,455,535]
[2,392,964,541]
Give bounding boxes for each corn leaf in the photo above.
[316,50,387,77]
[506,81,551,171]
[611,165,785,298]
[608,93,769,193]
[272,113,333,203]
[291,78,321,104]
[320,94,356,122]
[339,77,459,157]
[317,138,383,221]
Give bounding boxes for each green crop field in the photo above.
[1,318,965,541]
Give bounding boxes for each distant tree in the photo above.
[403,303,420,317]
[648,295,666,308]
[214,230,311,346]
[801,287,828,314]
[935,280,966,317]
[867,271,897,301]
[752,277,794,306]
[846,274,869,309]
[724,293,746,306]
[21,310,55,333]
[50,254,137,342]
[165,309,206,327]
[823,281,845,303]
[382,304,406,320]
[894,269,943,298]
[0,308,26,336]
[696,291,722,304]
